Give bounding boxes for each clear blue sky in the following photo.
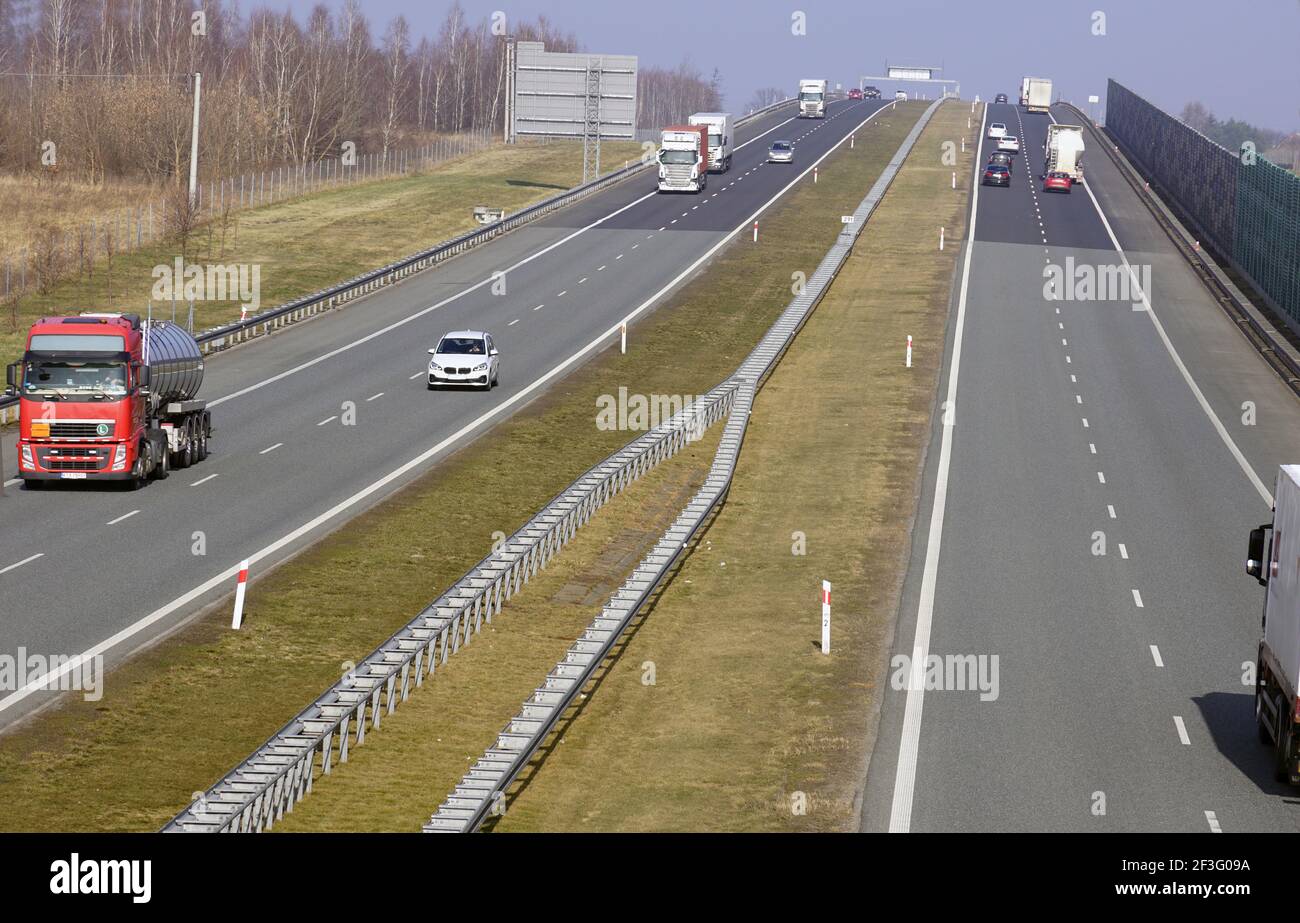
[279,0,1299,132]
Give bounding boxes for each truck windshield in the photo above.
[707,133,721,147]
[23,359,127,397]
[659,150,697,164]
[799,92,823,101]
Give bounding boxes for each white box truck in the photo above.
[1019,77,1032,106]
[798,79,827,119]
[657,125,709,193]
[1045,123,1086,183]
[688,112,733,173]
[1025,77,1053,113]
[1247,465,1300,783]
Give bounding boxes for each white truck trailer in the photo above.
[688,112,733,173]
[1045,123,1086,183]
[798,79,827,119]
[1247,465,1300,783]
[1025,77,1053,113]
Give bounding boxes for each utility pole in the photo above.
[188,72,202,207]
[582,58,603,183]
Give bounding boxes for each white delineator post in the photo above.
[231,560,250,629]
[620,323,627,355]
[753,221,758,243]
[851,134,855,149]
[906,335,913,368]
[821,581,831,655]
[939,227,945,251]
[814,166,818,184]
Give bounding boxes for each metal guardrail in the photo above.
[425,97,947,832]
[0,99,796,428]
[162,382,738,832]
[1058,101,1300,395]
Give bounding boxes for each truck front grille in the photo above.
[38,449,109,471]
[49,421,114,439]
[662,165,693,184]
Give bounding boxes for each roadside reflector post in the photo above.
[821,581,831,655]
[851,134,855,149]
[961,138,965,153]
[753,221,759,243]
[814,166,818,184]
[939,227,945,251]
[231,560,250,629]
[952,171,956,189]
[620,323,627,354]
[906,335,913,368]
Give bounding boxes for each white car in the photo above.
[997,135,1020,153]
[987,122,1008,140]
[767,140,794,163]
[428,330,499,390]
[894,89,907,101]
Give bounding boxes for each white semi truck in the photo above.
[657,125,709,193]
[1024,77,1053,113]
[1044,123,1086,183]
[1247,466,1300,783]
[798,79,827,119]
[688,112,733,173]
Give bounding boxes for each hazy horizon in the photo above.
[273,0,1298,134]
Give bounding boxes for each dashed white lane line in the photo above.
[631,243,640,249]
[1075,394,1082,404]
[107,509,141,526]
[1089,443,1096,454]
[1132,588,1144,608]
[1118,542,1128,558]
[1174,716,1191,745]
[191,473,219,487]
[616,254,624,260]
[260,443,284,455]
[0,553,43,576]
[366,392,384,401]
[1205,810,1222,833]
[577,277,588,284]
[1082,418,1089,428]
[534,303,544,310]
[1108,504,1117,519]
[1098,471,1106,484]
[507,319,520,327]
[658,226,666,232]
[409,372,423,379]
[557,290,567,297]
[670,219,678,224]
[1066,355,1072,364]
[1150,644,1164,667]
[317,416,337,426]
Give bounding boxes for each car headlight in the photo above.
[430,362,442,371]
[472,363,488,372]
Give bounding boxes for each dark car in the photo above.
[982,164,1011,187]
[988,150,1014,173]
[995,93,1008,104]
[864,86,881,99]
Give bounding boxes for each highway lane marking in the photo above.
[890,100,984,834]
[1205,810,1222,833]
[1050,108,1272,507]
[507,319,519,327]
[577,277,588,284]
[616,254,623,259]
[1062,338,1067,346]
[317,416,337,426]
[1076,394,1082,404]
[1071,374,1077,382]
[190,474,219,487]
[1132,588,1143,607]
[1066,355,1072,364]
[671,219,678,224]
[533,303,544,310]
[260,443,283,455]
[1098,471,1106,484]
[409,372,423,379]
[1108,504,1116,518]
[366,392,384,401]
[106,510,140,526]
[1174,715,1191,745]
[0,101,895,722]
[597,265,606,271]
[1150,644,1163,667]
[557,290,567,297]
[658,227,666,232]
[1118,542,1127,558]
[0,553,43,575]
[1089,443,1096,454]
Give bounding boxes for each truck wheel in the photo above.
[1275,711,1293,783]
[129,449,147,490]
[154,444,170,480]
[197,427,209,461]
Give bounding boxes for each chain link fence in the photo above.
[1105,78,1300,325]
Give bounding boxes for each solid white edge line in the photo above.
[889,101,984,833]
[0,101,889,718]
[1048,109,1272,508]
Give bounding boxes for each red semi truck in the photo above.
[5,313,211,488]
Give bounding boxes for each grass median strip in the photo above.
[0,104,924,833]
[0,139,643,364]
[485,100,978,832]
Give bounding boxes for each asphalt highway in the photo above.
[0,96,890,728]
[861,102,1300,832]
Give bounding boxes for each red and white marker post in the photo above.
[906,335,913,368]
[814,166,819,184]
[821,580,832,655]
[620,322,627,355]
[753,221,759,243]
[231,559,249,629]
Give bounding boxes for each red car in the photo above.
[848,88,863,100]
[1044,171,1072,193]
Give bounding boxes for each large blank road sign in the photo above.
[887,66,935,81]
[513,41,637,140]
